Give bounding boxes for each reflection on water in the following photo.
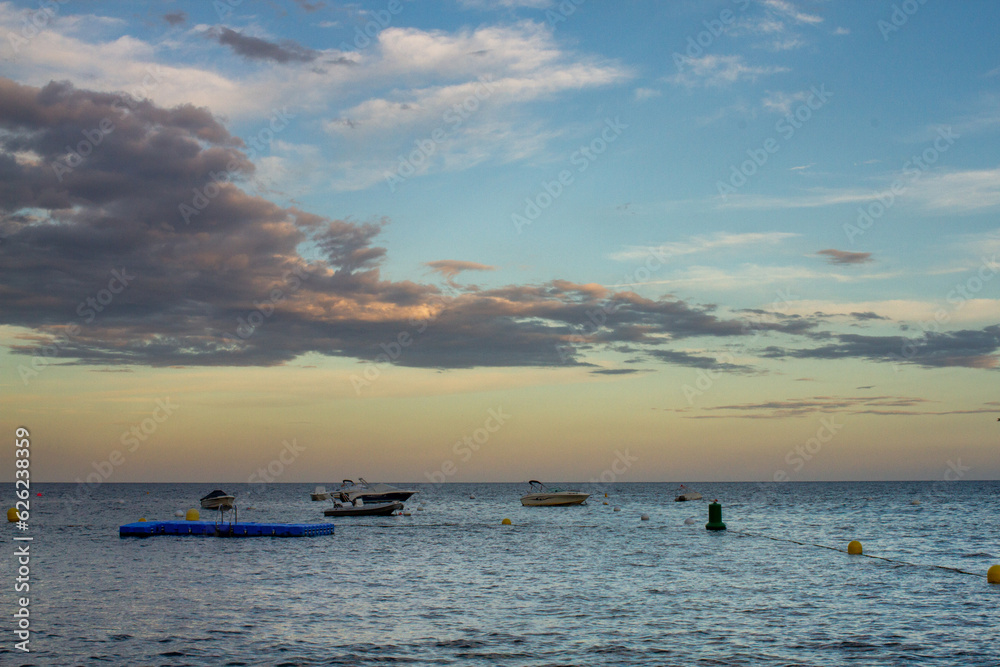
[2,481,998,665]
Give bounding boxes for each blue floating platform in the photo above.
[119,520,335,538]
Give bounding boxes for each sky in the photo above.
[1,0,998,485]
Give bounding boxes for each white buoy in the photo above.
[469,494,476,499]
[911,499,921,505]
[640,514,649,521]
[403,511,412,516]
[613,506,621,512]
[174,510,184,517]
[684,517,697,525]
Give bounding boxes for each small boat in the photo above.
[520,480,590,506]
[337,478,416,503]
[323,499,403,517]
[310,486,331,501]
[674,485,703,502]
[200,489,236,510]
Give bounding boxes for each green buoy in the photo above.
[705,500,726,531]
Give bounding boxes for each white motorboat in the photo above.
[200,489,236,510]
[674,485,703,502]
[520,480,590,506]
[323,498,403,517]
[310,486,331,501]
[338,478,416,503]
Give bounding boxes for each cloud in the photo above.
[720,170,1000,214]
[633,87,661,101]
[668,55,788,88]
[762,327,1000,369]
[0,79,831,373]
[162,12,187,26]
[426,260,497,281]
[293,0,326,11]
[817,249,873,265]
[688,395,997,419]
[762,0,823,25]
[207,27,318,64]
[610,232,798,262]
[459,0,553,8]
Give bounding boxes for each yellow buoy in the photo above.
[138,518,147,522]
[847,540,863,555]
[185,508,200,521]
[7,508,19,522]
[988,565,1000,584]
[501,518,512,525]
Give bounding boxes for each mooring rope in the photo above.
[731,529,985,578]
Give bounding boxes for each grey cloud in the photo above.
[208,27,318,63]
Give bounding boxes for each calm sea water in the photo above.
[2,481,998,666]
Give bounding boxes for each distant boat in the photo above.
[674,485,703,502]
[520,480,590,506]
[337,478,416,503]
[200,489,236,511]
[310,486,331,501]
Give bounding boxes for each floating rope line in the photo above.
[731,529,985,578]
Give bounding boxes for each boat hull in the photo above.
[323,501,403,517]
[520,493,590,506]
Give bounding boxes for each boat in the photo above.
[310,486,331,501]
[323,499,403,517]
[200,489,236,510]
[337,478,416,503]
[520,480,590,506]
[674,485,703,502]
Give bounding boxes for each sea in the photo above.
[2,481,998,666]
